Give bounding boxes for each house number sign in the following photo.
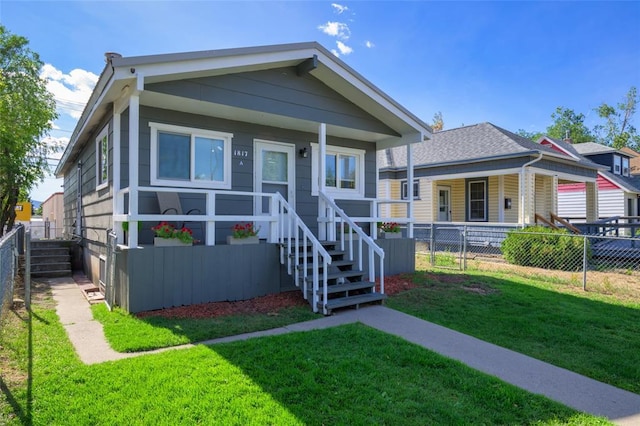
[233,149,250,166]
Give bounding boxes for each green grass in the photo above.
[92,304,319,352]
[1,302,609,425]
[387,266,640,394]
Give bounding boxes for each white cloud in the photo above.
[330,49,340,57]
[40,64,98,119]
[336,41,353,56]
[331,3,348,14]
[41,135,70,159]
[318,21,351,40]
[365,40,375,48]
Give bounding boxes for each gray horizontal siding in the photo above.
[146,66,398,136]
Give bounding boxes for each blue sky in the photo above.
[1,1,639,201]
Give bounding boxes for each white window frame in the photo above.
[467,179,488,222]
[95,125,109,190]
[622,157,630,176]
[150,122,233,189]
[311,143,365,198]
[401,179,420,200]
[613,155,621,175]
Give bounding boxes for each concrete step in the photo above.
[32,269,72,278]
[31,254,70,264]
[31,262,71,272]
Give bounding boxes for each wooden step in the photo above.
[325,269,364,282]
[322,293,387,314]
[317,281,375,295]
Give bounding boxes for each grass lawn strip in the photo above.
[92,304,318,352]
[3,301,609,425]
[387,265,640,394]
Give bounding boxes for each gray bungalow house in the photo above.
[55,42,431,315]
[378,123,601,228]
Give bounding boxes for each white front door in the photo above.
[254,140,296,239]
[437,186,451,221]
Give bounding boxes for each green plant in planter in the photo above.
[121,221,143,233]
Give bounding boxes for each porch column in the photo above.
[585,181,598,222]
[552,176,558,216]
[498,175,505,223]
[127,92,140,247]
[318,123,328,240]
[112,94,128,245]
[406,143,414,238]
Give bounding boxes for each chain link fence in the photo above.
[414,224,640,291]
[0,226,24,327]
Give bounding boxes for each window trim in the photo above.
[401,179,420,200]
[149,122,233,189]
[466,178,488,222]
[613,155,622,175]
[95,125,109,191]
[622,157,630,177]
[311,143,366,198]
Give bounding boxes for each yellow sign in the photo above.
[15,202,32,221]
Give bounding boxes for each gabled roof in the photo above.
[537,136,604,169]
[540,137,640,194]
[572,142,619,156]
[56,42,432,176]
[379,122,600,170]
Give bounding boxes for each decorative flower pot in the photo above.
[382,232,402,239]
[154,237,192,247]
[227,235,259,245]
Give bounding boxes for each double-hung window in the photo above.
[401,179,420,200]
[467,179,487,221]
[311,144,365,197]
[150,122,232,189]
[622,157,630,176]
[95,125,109,190]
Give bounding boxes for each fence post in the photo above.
[582,235,587,291]
[430,225,435,266]
[25,230,31,310]
[462,225,467,271]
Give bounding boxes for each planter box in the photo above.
[154,237,192,247]
[381,232,402,239]
[227,235,259,245]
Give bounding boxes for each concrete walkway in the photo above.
[46,276,640,425]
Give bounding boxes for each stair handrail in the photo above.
[318,192,385,302]
[550,213,582,234]
[274,193,332,314]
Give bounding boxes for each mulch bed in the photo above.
[136,274,418,319]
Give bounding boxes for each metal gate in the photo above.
[430,226,464,270]
[104,231,118,310]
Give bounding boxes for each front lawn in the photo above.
[1,302,608,425]
[387,260,640,394]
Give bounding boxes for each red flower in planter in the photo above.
[231,222,260,239]
[152,222,195,244]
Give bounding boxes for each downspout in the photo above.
[519,152,543,226]
[75,161,82,237]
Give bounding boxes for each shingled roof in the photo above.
[379,122,595,169]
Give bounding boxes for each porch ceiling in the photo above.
[140,90,398,143]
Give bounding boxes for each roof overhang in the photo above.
[56,42,432,177]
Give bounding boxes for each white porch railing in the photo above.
[318,192,385,296]
[114,186,335,314]
[273,193,333,314]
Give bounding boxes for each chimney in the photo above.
[563,130,573,144]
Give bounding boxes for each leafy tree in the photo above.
[593,86,640,149]
[545,107,593,143]
[431,111,444,132]
[0,25,57,236]
[516,129,543,141]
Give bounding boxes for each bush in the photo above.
[501,226,590,271]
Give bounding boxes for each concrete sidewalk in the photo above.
[46,276,640,425]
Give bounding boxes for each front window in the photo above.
[401,179,420,200]
[96,125,109,190]
[311,144,365,197]
[467,179,487,221]
[150,122,232,189]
